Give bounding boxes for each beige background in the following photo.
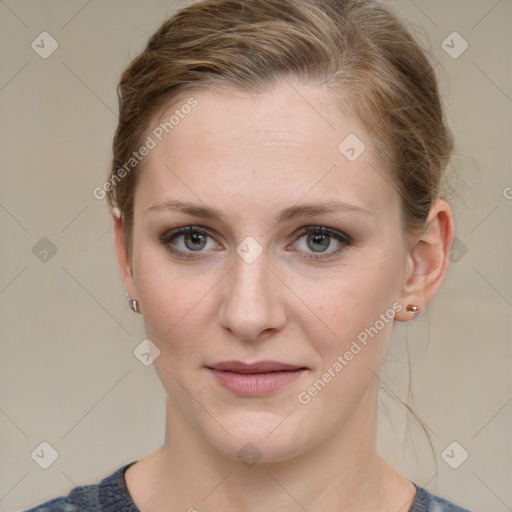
[1,1,511,511]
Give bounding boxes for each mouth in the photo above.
[206,360,308,396]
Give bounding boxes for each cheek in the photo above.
[300,246,405,361]
[294,262,401,418]
[133,246,212,355]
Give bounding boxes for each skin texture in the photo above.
[113,78,454,511]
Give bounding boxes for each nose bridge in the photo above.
[218,247,286,339]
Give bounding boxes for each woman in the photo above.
[25,0,471,510]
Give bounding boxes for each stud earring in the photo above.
[406,304,420,315]
[125,292,141,314]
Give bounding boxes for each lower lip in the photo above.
[208,368,307,396]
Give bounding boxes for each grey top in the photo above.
[22,461,471,512]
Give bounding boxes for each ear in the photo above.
[112,208,138,301]
[395,199,454,322]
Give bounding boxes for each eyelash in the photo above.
[158,225,351,261]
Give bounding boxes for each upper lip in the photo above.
[207,360,306,374]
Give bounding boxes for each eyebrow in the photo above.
[147,199,373,222]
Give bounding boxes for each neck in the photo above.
[128,382,416,512]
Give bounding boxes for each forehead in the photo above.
[135,80,399,220]
[152,81,363,160]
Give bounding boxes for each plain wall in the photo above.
[1,1,511,510]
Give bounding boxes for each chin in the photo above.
[201,409,312,465]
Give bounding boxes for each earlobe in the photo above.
[395,199,454,323]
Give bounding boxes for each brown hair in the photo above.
[107,0,454,257]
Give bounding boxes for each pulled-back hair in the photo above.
[107,0,454,257]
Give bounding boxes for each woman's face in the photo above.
[122,80,413,462]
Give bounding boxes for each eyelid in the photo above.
[293,225,351,243]
[159,225,217,242]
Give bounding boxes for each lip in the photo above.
[206,360,308,396]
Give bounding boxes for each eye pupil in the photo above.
[185,233,207,251]
[307,233,330,252]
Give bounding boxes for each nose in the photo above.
[218,250,287,342]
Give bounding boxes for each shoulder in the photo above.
[20,462,138,512]
[412,484,472,512]
[20,483,100,512]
